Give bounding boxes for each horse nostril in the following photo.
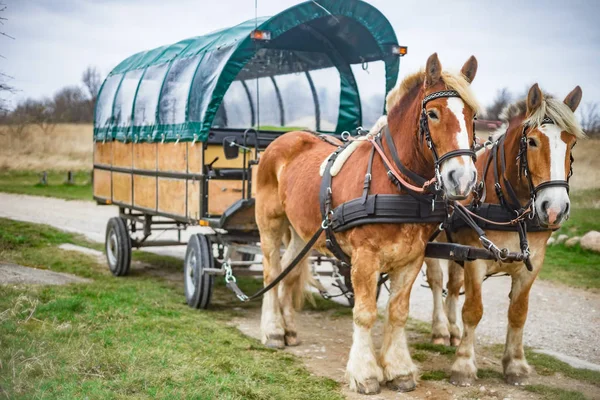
[541,200,550,213]
[564,202,570,215]
[471,171,476,182]
[448,170,457,185]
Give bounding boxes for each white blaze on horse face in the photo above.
[439,97,477,199]
[535,124,571,225]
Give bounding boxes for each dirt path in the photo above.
[1,192,600,369]
[230,308,599,400]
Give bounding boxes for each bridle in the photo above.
[517,117,574,199]
[369,89,478,196]
[466,117,576,270]
[419,90,478,191]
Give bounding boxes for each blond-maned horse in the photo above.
[424,83,584,386]
[255,53,480,394]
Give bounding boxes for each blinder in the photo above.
[518,117,574,196]
[419,90,478,190]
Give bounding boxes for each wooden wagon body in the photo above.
[93,0,405,308]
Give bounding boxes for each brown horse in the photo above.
[424,83,584,386]
[255,53,480,394]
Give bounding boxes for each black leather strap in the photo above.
[329,194,447,232]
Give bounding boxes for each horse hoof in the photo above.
[284,332,300,346]
[264,334,285,349]
[387,376,416,392]
[432,335,451,346]
[356,378,381,395]
[450,371,475,387]
[450,336,461,347]
[505,373,528,386]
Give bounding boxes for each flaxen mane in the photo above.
[501,95,585,138]
[385,70,480,114]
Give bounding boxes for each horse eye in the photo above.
[528,138,537,147]
[427,110,438,120]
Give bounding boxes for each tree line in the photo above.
[0,66,101,133]
[484,87,600,138]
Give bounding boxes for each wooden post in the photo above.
[66,171,75,185]
[39,171,48,186]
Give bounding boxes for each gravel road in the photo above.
[1,192,599,367]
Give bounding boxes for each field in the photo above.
[0,124,92,171]
[1,218,599,399]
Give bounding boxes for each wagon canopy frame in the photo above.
[94,0,401,144]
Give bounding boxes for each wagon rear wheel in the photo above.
[184,234,215,309]
[105,217,132,277]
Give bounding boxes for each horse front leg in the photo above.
[346,247,383,395]
[379,258,423,392]
[450,259,486,386]
[446,260,465,346]
[425,258,451,345]
[502,265,539,385]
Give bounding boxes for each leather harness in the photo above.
[443,117,575,270]
[318,90,476,266]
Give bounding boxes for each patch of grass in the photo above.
[411,351,428,362]
[420,370,446,381]
[413,342,456,356]
[523,384,587,400]
[526,350,600,386]
[478,368,503,380]
[539,188,600,290]
[542,245,600,289]
[407,318,432,335]
[0,169,92,200]
[0,218,344,399]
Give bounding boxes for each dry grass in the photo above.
[0,124,93,171]
[0,124,599,192]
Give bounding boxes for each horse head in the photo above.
[520,84,583,227]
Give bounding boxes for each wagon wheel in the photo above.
[184,234,215,309]
[105,217,132,277]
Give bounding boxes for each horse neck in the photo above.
[497,117,531,202]
[386,89,433,179]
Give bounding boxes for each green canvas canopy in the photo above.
[93,0,402,143]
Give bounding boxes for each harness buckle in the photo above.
[434,166,442,191]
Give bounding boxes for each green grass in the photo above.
[477,368,503,380]
[411,351,428,362]
[420,370,446,381]
[542,245,600,289]
[523,385,588,400]
[412,342,456,356]
[540,188,600,290]
[0,170,92,200]
[526,349,600,387]
[0,218,343,399]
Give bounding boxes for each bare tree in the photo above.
[82,66,101,101]
[580,102,600,138]
[0,2,15,112]
[484,88,512,121]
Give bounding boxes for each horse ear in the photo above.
[526,83,543,116]
[564,86,583,112]
[425,53,442,87]
[461,55,478,83]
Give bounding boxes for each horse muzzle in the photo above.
[441,165,477,201]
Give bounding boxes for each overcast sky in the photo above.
[2,0,599,111]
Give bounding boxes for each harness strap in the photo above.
[227,225,324,302]
[368,134,437,194]
[362,146,375,204]
[382,126,429,188]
